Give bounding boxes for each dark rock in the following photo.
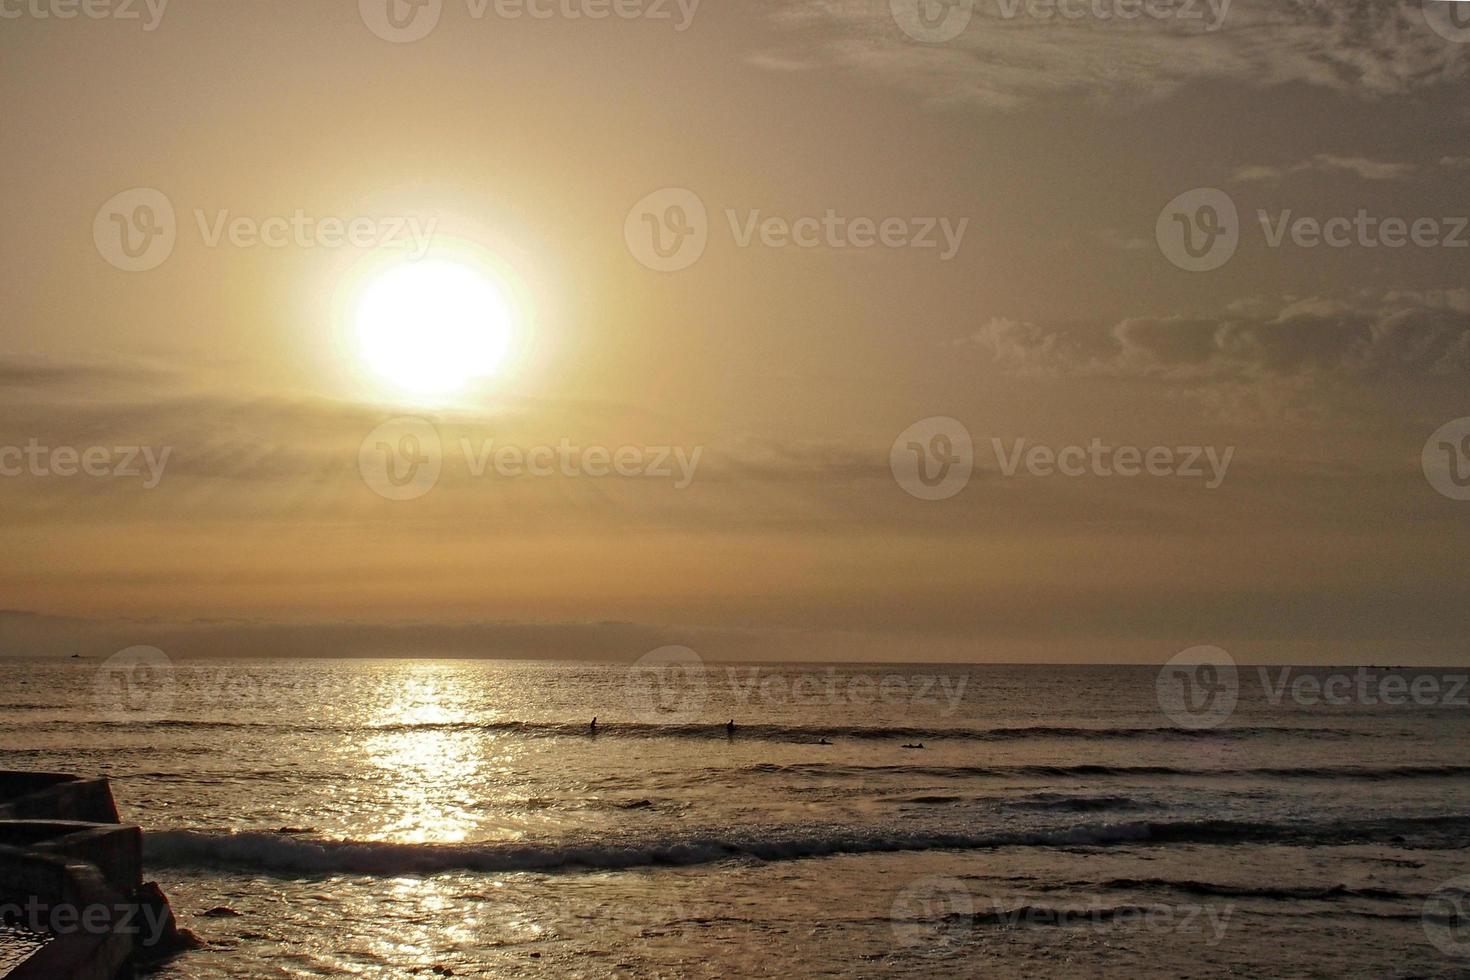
[134,881,205,957]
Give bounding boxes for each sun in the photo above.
[354,259,515,397]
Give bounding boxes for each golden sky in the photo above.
[2,0,1468,662]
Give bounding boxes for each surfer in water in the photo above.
[726,719,736,738]
[589,717,597,734]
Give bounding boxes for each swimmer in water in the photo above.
[726,719,736,737]
[589,717,597,734]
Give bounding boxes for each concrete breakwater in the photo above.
[0,771,195,979]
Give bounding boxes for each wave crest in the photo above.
[142,813,1470,876]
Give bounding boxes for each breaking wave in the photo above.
[143,813,1470,877]
[741,762,1470,781]
[6,718,1379,742]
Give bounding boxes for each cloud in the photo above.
[743,52,814,72]
[0,353,177,393]
[1231,154,1420,183]
[755,0,1466,110]
[0,608,822,661]
[0,354,914,537]
[966,291,1470,380]
[1092,228,1152,251]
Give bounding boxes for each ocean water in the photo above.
[4,656,1470,978]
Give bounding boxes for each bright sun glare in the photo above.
[355,259,515,397]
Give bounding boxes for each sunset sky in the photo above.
[2,0,1467,663]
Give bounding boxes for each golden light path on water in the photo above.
[347,665,552,973]
[361,663,522,845]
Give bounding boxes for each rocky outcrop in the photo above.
[0,772,196,980]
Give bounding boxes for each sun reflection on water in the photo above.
[359,663,505,844]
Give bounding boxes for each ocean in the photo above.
[4,656,1470,978]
